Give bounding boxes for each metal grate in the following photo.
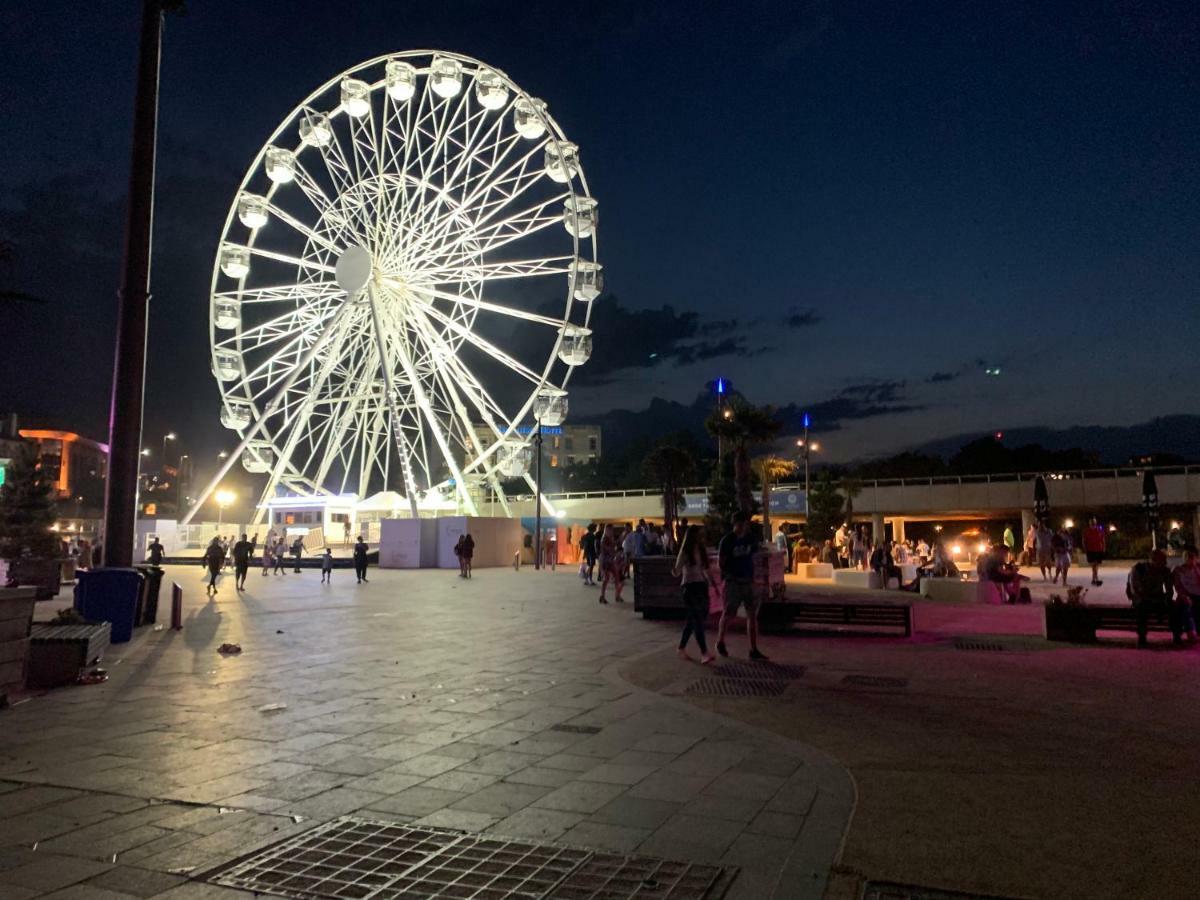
[550,723,603,735]
[208,816,735,900]
[863,880,1021,900]
[550,852,730,899]
[715,662,805,680]
[842,675,909,689]
[953,639,1005,652]
[685,678,788,697]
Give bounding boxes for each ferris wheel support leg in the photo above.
[522,473,557,517]
[181,300,353,525]
[368,285,478,516]
[365,289,421,518]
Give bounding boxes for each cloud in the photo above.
[783,307,822,329]
[926,371,957,383]
[800,379,923,429]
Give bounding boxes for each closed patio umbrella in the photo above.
[1142,470,1160,549]
[1033,475,1050,524]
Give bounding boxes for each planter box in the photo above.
[8,558,62,600]
[1043,604,1097,643]
[27,622,112,688]
[0,587,37,704]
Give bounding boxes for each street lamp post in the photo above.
[798,413,818,519]
[215,489,235,528]
[161,432,176,466]
[534,420,543,570]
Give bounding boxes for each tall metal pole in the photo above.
[534,420,543,570]
[803,421,810,519]
[102,0,164,567]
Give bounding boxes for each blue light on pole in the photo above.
[715,378,727,396]
[802,412,811,429]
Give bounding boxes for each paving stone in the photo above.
[251,770,347,801]
[588,795,683,830]
[38,884,139,900]
[458,749,545,776]
[419,769,501,793]
[627,771,716,803]
[560,820,652,854]
[642,813,745,856]
[364,785,467,817]
[501,765,577,789]
[532,780,626,814]
[276,787,384,820]
[681,793,766,823]
[745,809,805,839]
[412,808,500,832]
[384,752,466,777]
[0,786,84,817]
[631,733,706,754]
[340,770,429,795]
[0,853,113,891]
[487,807,584,841]
[538,752,600,772]
[577,762,658,786]
[449,781,553,817]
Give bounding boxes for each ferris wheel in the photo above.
[183,51,601,523]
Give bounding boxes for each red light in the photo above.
[994,431,1003,440]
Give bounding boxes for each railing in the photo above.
[504,464,1199,505]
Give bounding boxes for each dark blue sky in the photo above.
[3,0,1198,475]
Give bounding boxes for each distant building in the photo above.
[470,424,602,469]
[16,427,109,502]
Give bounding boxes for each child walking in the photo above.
[321,547,334,584]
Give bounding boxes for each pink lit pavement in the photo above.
[625,563,1200,899]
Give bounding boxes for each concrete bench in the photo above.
[786,601,913,637]
[832,569,881,589]
[797,563,833,579]
[920,577,976,602]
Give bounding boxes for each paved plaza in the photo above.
[0,566,853,900]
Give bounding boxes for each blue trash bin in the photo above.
[74,568,144,643]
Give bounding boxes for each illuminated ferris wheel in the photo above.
[187,51,601,522]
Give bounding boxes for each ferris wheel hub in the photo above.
[335,244,373,294]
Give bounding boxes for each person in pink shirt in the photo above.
[1170,545,1200,643]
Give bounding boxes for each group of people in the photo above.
[453,532,475,578]
[197,531,371,592]
[1127,545,1200,646]
[577,519,686,603]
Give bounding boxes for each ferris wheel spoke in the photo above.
[406,296,544,385]
[407,284,565,328]
[216,301,341,353]
[264,193,346,257]
[421,255,575,285]
[215,281,342,305]
[244,243,338,276]
[290,158,369,247]
[417,194,570,273]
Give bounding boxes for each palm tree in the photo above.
[641,443,697,538]
[754,455,795,544]
[839,475,863,524]
[705,400,781,518]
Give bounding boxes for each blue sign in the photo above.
[516,425,563,435]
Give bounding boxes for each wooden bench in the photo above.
[766,601,913,637]
[1044,604,1173,643]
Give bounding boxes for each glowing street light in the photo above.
[215,488,236,527]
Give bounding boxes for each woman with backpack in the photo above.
[673,525,716,663]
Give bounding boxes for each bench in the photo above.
[920,577,976,602]
[1044,604,1175,643]
[832,569,881,589]
[768,601,913,637]
[797,563,833,579]
[27,623,112,688]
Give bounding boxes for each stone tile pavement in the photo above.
[0,566,853,899]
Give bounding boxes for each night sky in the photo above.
[3,0,1198,492]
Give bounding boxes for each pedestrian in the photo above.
[1127,550,1175,647]
[202,536,225,595]
[1082,517,1106,587]
[597,524,622,604]
[1170,545,1200,643]
[1051,527,1072,585]
[716,512,768,660]
[272,539,287,575]
[320,547,334,584]
[834,524,849,569]
[262,540,273,576]
[851,526,868,571]
[580,523,598,586]
[343,519,351,547]
[1023,523,1037,566]
[146,536,165,566]
[1034,521,1055,581]
[291,535,305,573]
[353,535,369,583]
[231,532,254,590]
[459,532,474,578]
[673,524,716,663]
[1003,523,1016,558]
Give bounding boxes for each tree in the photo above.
[641,442,697,538]
[839,475,863,523]
[0,442,58,561]
[705,400,780,517]
[806,471,845,543]
[704,454,737,543]
[754,455,795,544]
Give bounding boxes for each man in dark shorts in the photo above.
[716,512,768,660]
[580,523,598,586]
[353,535,369,583]
[1083,517,1106,586]
[231,533,254,590]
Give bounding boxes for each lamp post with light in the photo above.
[161,432,176,465]
[796,413,818,518]
[215,489,235,528]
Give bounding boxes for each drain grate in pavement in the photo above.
[715,661,806,680]
[550,723,603,735]
[953,638,1005,652]
[842,675,909,689]
[685,677,788,697]
[552,851,731,899]
[208,815,735,900]
[863,880,1021,899]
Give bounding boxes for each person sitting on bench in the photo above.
[1127,550,1175,648]
[982,545,1029,603]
